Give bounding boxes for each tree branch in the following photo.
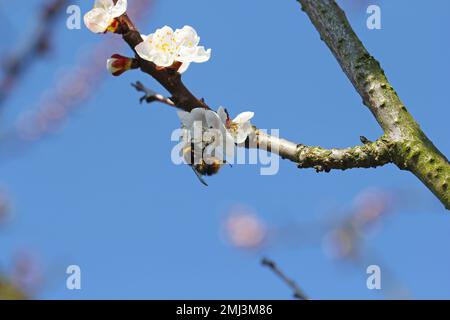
[132,82,392,172]
[112,0,448,208]
[297,0,449,209]
[252,130,392,172]
[117,14,209,111]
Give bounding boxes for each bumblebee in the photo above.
[182,144,224,186]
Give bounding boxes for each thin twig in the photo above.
[131,81,176,107]
[261,257,309,300]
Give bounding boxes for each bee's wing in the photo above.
[192,167,209,187]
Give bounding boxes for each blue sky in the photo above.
[0,0,449,299]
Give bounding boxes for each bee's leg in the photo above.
[223,160,232,168]
[191,167,208,187]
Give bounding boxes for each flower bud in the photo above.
[106,54,133,76]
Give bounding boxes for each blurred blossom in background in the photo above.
[222,206,267,250]
[11,250,44,296]
[222,188,415,299]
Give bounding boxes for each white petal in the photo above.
[135,40,174,67]
[190,108,207,124]
[190,47,211,63]
[206,128,234,161]
[241,121,253,135]
[177,62,191,74]
[217,107,228,124]
[173,26,210,66]
[234,122,253,144]
[174,25,200,48]
[177,111,193,128]
[176,47,195,62]
[224,132,237,158]
[138,27,176,67]
[134,41,152,61]
[94,0,114,10]
[205,110,225,130]
[205,110,234,158]
[149,51,175,67]
[154,26,175,41]
[235,133,247,144]
[177,46,211,64]
[110,0,127,17]
[84,8,111,33]
[191,121,204,144]
[233,111,254,124]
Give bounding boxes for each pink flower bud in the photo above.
[106,54,133,76]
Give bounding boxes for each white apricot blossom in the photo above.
[135,25,211,73]
[174,26,212,73]
[177,107,254,163]
[177,108,229,163]
[84,0,127,34]
[177,108,217,164]
[206,107,255,144]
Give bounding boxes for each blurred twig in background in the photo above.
[224,189,411,299]
[0,0,68,108]
[262,257,309,300]
[0,0,153,300]
[0,0,153,160]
